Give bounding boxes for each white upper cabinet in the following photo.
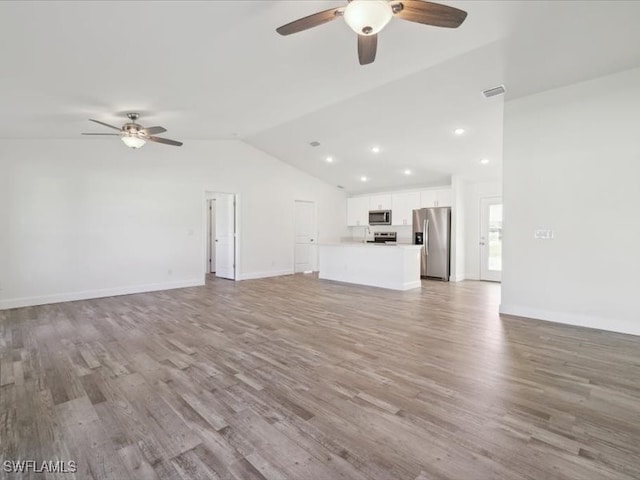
[419,190,437,208]
[369,194,392,211]
[436,189,452,207]
[347,196,370,226]
[420,188,452,208]
[347,187,452,227]
[391,192,420,226]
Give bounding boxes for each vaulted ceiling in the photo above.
[1,1,639,193]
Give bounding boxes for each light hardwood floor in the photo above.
[1,275,640,480]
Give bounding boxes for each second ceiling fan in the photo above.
[276,0,467,65]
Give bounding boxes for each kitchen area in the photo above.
[318,186,453,291]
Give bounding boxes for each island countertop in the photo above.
[318,243,422,291]
[319,242,422,249]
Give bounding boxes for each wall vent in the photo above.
[482,85,506,98]
[309,141,321,147]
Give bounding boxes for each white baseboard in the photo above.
[0,279,204,310]
[236,269,293,281]
[499,303,640,337]
[402,280,422,291]
[449,274,466,282]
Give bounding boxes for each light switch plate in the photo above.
[534,229,554,240]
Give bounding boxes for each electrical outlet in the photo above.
[534,229,554,240]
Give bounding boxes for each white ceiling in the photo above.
[1,1,639,193]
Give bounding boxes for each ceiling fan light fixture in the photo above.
[121,134,146,149]
[344,0,393,35]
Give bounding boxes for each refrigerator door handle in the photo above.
[424,219,429,255]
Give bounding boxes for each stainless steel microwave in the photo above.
[369,210,391,225]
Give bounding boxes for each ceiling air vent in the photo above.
[309,141,321,147]
[482,85,506,98]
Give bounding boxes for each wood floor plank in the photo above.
[1,275,639,479]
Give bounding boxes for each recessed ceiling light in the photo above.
[371,146,380,154]
[360,176,368,182]
[454,128,466,135]
[480,158,490,165]
[326,156,334,163]
[404,169,412,175]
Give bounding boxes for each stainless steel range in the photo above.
[369,232,397,244]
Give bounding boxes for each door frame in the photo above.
[479,196,502,282]
[293,199,318,273]
[203,191,239,281]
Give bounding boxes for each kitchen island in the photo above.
[319,243,423,291]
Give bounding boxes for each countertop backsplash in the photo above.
[349,225,414,244]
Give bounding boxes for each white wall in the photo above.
[463,180,502,280]
[501,67,640,336]
[450,175,466,282]
[0,139,347,309]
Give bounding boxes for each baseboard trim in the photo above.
[402,280,422,291]
[0,279,204,310]
[236,270,294,281]
[499,303,640,337]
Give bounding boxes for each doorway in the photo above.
[206,193,237,280]
[480,197,503,282]
[294,200,317,273]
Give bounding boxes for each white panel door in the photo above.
[294,200,316,273]
[480,197,503,282]
[207,199,216,273]
[215,194,236,280]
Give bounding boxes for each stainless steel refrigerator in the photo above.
[412,207,451,281]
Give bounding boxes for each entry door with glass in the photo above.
[480,197,502,282]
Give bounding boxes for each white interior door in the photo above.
[215,194,236,280]
[294,200,316,273]
[480,197,503,282]
[207,199,216,273]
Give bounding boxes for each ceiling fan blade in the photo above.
[88,119,122,131]
[358,34,378,66]
[140,126,167,136]
[394,0,467,28]
[276,7,342,36]
[81,133,121,136]
[147,136,183,147]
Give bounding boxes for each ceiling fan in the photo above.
[276,0,467,65]
[82,113,183,149]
